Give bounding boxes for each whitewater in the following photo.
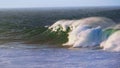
[49,17,120,52]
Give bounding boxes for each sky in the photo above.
[0,0,120,8]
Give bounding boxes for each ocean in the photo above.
[0,7,120,68]
[0,42,119,68]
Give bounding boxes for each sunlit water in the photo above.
[0,42,119,68]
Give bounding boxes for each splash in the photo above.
[61,17,115,47]
[63,25,92,46]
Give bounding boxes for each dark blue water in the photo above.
[0,42,119,68]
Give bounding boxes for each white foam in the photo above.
[63,25,91,46]
[63,17,115,47]
[100,31,120,52]
[73,26,102,48]
[49,20,75,31]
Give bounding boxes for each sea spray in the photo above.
[70,17,115,30]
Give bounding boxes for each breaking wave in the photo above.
[47,17,120,52]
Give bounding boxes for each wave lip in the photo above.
[70,17,115,29]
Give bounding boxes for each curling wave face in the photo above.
[100,31,120,52]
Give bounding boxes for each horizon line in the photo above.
[0,6,120,9]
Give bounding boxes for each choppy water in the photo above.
[0,42,119,68]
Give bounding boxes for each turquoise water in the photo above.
[0,42,119,68]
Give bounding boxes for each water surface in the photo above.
[0,42,119,68]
